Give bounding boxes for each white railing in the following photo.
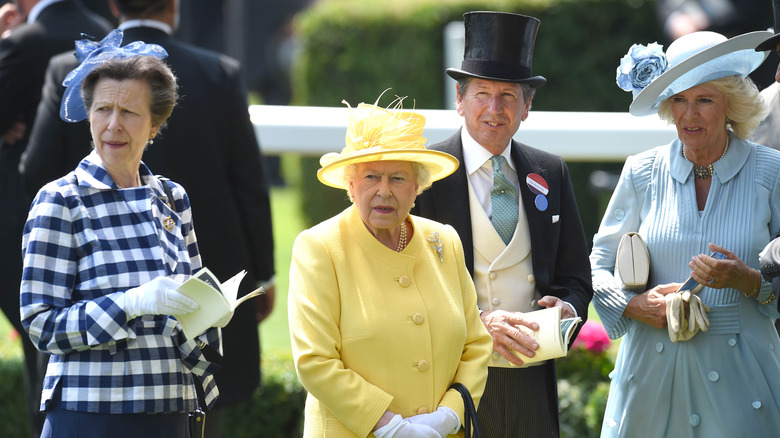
[250,105,678,162]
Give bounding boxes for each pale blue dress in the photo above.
[590,133,780,437]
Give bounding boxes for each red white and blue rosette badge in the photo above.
[60,29,169,123]
[526,173,549,212]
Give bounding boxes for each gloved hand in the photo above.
[124,276,198,320]
[406,407,460,438]
[373,414,440,438]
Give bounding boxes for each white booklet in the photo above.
[175,268,264,339]
[511,306,582,365]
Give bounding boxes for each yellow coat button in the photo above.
[399,276,411,287]
[417,360,429,372]
[489,272,497,280]
[527,274,535,283]
[417,407,428,415]
[412,313,424,325]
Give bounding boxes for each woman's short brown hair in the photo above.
[81,56,178,130]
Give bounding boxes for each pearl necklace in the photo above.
[397,219,408,252]
[682,136,729,179]
[116,171,142,189]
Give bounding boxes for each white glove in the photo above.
[406,407,460,438]
[373,414,440,438]
[665,292,690,342]
[685,291,710,332]
[124,276,198,320]
[665,290,711,343]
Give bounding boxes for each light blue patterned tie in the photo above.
[491,156,518,245]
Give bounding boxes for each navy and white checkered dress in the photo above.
[20,150,221,414]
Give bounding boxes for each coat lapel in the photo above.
[511,141,556,279]
[421,131,475,271]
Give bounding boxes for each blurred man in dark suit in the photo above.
[175,0,312,186]
[656,0,775,89]
[0,1,22,38]
[0,1,111,436]
[752,0,780,151]
[20,1,275,436]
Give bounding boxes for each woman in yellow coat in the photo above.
[288,95,492,438]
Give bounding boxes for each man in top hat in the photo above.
[413,11,593,438]
[751,0,780,150]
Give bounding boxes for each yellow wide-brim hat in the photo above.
[317,97,459,190]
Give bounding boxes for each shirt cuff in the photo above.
[564,301,578,318]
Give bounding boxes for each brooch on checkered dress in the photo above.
[163,216,175,231]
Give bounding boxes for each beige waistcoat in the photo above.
[468,181,541,367]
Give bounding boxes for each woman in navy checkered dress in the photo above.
[20,33,225,438]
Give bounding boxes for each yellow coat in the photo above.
[288,205,492,437]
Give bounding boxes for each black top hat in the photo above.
[446,11,546,88]
[757,0,780,51]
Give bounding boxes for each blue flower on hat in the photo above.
[60,29,168,123]
[616,43,668,98]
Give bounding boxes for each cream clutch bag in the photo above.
[614,232,650,291]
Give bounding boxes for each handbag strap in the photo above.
[450,383,483,438]
[156,177,208,433]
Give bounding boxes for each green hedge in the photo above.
[293,0,661,110]
[0,348,614,437]
[0,357,30,437]
[291,0,662,241]
[222,351,306,437]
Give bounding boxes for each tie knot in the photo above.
[491,155,506,176]
[491,155,513,193]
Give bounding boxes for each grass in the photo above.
[0,316,20,360]
[260,155,306,354]
[0,153,617,438]
[0,153,615,359]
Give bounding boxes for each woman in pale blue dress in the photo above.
[591,30,780,437]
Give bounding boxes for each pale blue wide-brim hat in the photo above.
[630,30,772,116]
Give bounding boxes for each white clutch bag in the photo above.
[614,232,650,291]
